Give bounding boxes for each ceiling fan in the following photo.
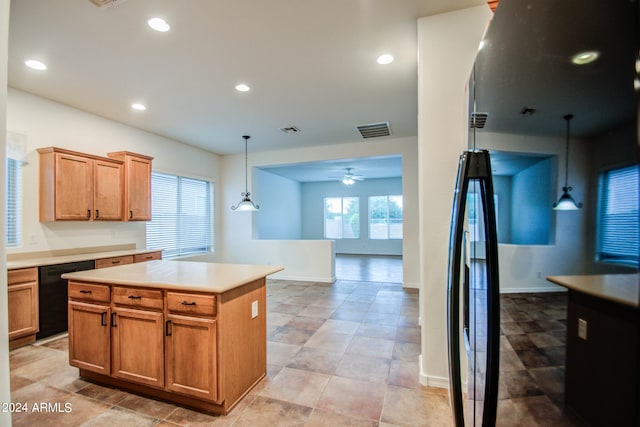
[333,168,364,185]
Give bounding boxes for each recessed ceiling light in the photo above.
[235,83,250,92]
[148,17,170,32]
[376,54,394,65]
[25,59,47,70]
[571,50,599,65]
[131,103,147,111]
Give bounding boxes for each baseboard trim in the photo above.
[270,273,336,283]
[500,286,567,294]
[418,355,450,389]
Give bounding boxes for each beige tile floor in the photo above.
[8,256,586,426]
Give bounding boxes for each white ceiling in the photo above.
[8,0,483,156]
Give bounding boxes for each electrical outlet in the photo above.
[251,300,259,319]
[578,318,588,340]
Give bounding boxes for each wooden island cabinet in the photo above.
[63,260,282,415]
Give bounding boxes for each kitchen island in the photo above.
[547,273,639,426]
[62,260,283,415]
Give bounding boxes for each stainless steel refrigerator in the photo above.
[447,149,500,426]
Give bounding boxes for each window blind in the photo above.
[6,158,22,247]
[597,165,639,266]
[146,172,212,258]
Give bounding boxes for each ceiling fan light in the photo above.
[342,177,355,185]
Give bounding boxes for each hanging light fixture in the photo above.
[231,135,260,211]
[553,114,583,210]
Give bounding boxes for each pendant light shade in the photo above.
[553,114,583,210]
[231,135,260,211]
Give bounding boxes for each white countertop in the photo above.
[7,246,160,270]
[547,273,639,308]
[62,260,284,293]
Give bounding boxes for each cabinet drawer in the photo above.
[69,282,110,303]
[167,292,216,316]
[8,267,38,285]
[113,287,163,310]
[134,252,162,263]
[95,255,134,269]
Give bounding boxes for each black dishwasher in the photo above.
[37,260,95,339]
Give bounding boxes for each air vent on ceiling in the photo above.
[356,121,391,139]
[281,126,301,134]
[88,0,129,8]
[470,112,488,129]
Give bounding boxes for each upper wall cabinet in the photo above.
[38,147,123,221]
[107,151,153,221]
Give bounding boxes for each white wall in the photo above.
[255,169,302,240]
[476,131,589,292]
[510,157,553,245]
[1,0,12,422]
[418,5,492,388]
[6,88,222,257]
[218,137,420,287]
[301,177,403,255]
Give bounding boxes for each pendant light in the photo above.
[231,135,260,211]
[553,114,583,210]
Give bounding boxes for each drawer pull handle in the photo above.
[128,295,142,300]
[101,311,107,326]
[181,301,196,306]
[79,289,92,294]
[112,260,121,264]
[111,313,117,327]
[95,209,100,219]
[129,210,133,219]
[165,320,172,336]
[87,209,91,218]
[146,256,153,259]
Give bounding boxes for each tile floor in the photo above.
[8,256,586,426]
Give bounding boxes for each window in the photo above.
[324,197,359,239]
[597,165,639,266]
[368,195,403,239]
[6,158,22,247]
[146,172,213,258]
[467,192,499,242]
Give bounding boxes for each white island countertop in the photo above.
[547,273,639,308]
[62,260,284,293]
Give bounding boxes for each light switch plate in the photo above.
[251,300,259,319]
[578,318,587,340]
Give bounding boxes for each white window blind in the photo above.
[146,172,212,258]
[597,165,639,266]
[6,158,22,247]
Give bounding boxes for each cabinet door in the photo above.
[127,156,152,221]
[54,152,92,220]
[111,307,164,388]
[8,282,39,339]
[93,159,123,220]
[165,314,217,401]
[68,301,110,375]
